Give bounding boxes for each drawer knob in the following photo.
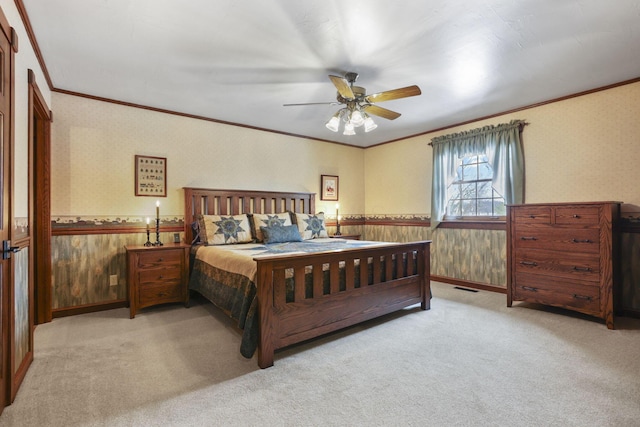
[529,215,536,219]
[522,286,537,292]
[158,292,167,297]
[520,236,537,241]
[157,258,164,262]
[573,266,592,272]
[573,214,580,218]
[573,294,592,301]
[520,261,538,266]
[571,239,592,244]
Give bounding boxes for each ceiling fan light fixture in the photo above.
[364,116,377,132]
[325,114,340,132]
[343,122,355,136]
[351,109,365,127]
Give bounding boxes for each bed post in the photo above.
[421,241,431,310]
[256,259,275,368]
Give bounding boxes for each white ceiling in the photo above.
[21,0,640,148]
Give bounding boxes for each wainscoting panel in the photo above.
[52,232,181,310]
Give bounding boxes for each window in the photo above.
[445,155,505,219]
[429,120,525,229]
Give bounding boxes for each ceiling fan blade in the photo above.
[362,104,401,120]
[365,85,421,103]
[329,75,355,99]
[283,102,338,106]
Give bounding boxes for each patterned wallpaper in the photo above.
[49,82,640,316]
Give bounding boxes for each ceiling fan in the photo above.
[284,72,421,135]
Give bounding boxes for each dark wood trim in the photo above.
[52,300,128,318]
[29,69,52,325]
[436,220,505,231]
[432,275,507,294]
[369,76,640,148]
[51,224,183,236]
[365,219,429,227]
[14,0,53,89]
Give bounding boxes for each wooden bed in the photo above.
[184,187,431,368]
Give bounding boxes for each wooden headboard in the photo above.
[183,187,316,243]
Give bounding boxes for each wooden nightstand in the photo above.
[125,243,190,318]
[330,234,361,240]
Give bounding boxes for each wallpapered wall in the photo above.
[51,82,640,315]
[365,81,640,216]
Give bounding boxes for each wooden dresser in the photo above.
[126,243,190,318]
[506,201,621,329]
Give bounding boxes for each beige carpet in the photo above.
[1,281,639,427]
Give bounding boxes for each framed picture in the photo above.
[135,155,167,197]
[320,175,339,201]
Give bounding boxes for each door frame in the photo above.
[29,70,52,325]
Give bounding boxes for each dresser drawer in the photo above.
[138,282,183,307]
[513,249,600,282]
[137,249,182,269]
[512,206,552,224]
[555,206,600,226]
[513,227,600,253]
[513,273,600,316]
[138,267,182,285]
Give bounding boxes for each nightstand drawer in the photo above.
[138,267,182,285]
[137,249,182,269]
[126,244,191,318]
[139,282,183,307]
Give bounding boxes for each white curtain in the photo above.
[430,120,526,229]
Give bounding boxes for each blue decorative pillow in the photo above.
[260,225,303,244]
[251,213,292,242]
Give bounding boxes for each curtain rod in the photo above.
[427,121,529,146]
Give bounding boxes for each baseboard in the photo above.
[431,275,507,294]
[52,299,128,318]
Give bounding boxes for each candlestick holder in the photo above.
[144,227,152,247]
[335,221,342,236]
[153,218,163,246]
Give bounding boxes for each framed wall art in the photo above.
[135,155,167,197]
[320,174,339,201]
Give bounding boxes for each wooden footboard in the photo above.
[254,241,431,368]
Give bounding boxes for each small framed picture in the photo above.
[320,175,339,201]
[135,155,167,197]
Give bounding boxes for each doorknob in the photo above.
[2,240,20,260]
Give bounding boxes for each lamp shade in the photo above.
[343,122,355,135]
[325,115,340,132]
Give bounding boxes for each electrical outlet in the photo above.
[109,275,118,286]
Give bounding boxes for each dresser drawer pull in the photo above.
[520,236,537,241]
[571,238,592,244]
[521,286,538,292]
[573,294,592,301]
[157,258,164,262]
[529,215,536,219]
[157,292,167,297]
[520,261,538,266]
[572,214,580,218]
[572,266,592,272]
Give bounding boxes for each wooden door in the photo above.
[0,12,13,414]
